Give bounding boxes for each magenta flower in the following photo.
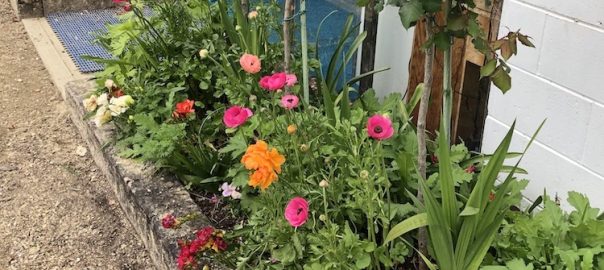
[285,74,298,87]
[280,94,299,110]
[284,197,309,228]
[223,105,253,128]
[259,72,287,91]
[367,115,394,140]
[220,182,241,199]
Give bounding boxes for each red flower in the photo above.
[173,99,195,119]
[111,89,124,97]
[465,165,476,173]
[212,237,228,252]
[431,154,439,164]
[161,214,177,229]
[195,227,214,245]
[123,4,132,12]
[177,244,197,270]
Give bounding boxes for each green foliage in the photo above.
[116,114,186,162]
[488,192,604,270]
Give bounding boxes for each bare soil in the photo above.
[0,1,153,269]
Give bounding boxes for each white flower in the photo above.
[93,106,112,127]
[248,11,258,19]
[83,94,98,112]
[112,95,135,107]
[97,93,109,106]
[104,79,116,90]
[198,49,209,59]
[319,179,329,188]
[108,95,134,116]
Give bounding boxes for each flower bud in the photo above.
[319,179,329,188]
[202,265,210,270]
[235,25,242,31]
[104,79,115,90]
[319,214,327,222]
[360,170,369,179]
[287,124,297,134]
[198,49,209,59]
[299,144,309,152]
[247,11,258,19]
[249,95,257,103]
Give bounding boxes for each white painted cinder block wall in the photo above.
[481,0,604,207]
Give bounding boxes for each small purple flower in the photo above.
[219,182,241,199]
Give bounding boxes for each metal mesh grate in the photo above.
[47,9,121,73]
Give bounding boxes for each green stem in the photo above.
[300,0,310,104]
[442,0,453,144]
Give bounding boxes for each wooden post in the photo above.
[359,0,379,93]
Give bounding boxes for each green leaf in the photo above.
[434,31,451,51]
[491,66,512,93]
[568,191,600,224]
[272,244,296,264]
[518,33,535,48]
[384,213,428,244]
[398,0,424,29]
[422,0,442,12]
[480,59,497,78]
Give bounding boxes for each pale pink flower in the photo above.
[285,74,297,87]
[220,182,241,199]
[280,94,299,110]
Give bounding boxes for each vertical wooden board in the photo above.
[406,18,466,139]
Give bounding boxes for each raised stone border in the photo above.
[64,79,215,270]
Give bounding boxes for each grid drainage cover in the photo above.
[47,9,121,73]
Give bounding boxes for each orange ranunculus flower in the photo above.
[241,140,285,190]
[248,167,278,190]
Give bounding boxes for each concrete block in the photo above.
[488,69,592,160]
[517,0,604,29]
[538,15,604,104]
[581,104,604,176]
[500,0,546,72]
[482,116,604,209]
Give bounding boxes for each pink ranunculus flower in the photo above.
[223,105,253,128]
[284,197,309,228]
[280,94,299,110]
[259,72,287,91]
[367,114,394,140]
[285,74,297,87]
[239,53,262,74]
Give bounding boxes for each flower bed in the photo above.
[78,0,604,269]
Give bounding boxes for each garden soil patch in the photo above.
[0,1,152,269]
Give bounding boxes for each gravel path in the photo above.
[0,1,153,269]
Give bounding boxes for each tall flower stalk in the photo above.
[442,0,454,143]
